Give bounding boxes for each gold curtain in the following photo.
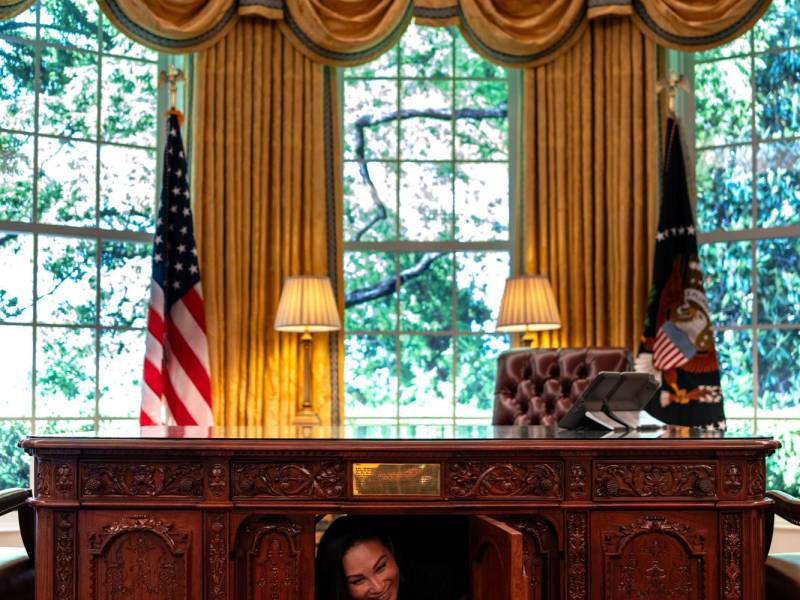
[192,18,343,427]
[86,0,772,58]
[522,17,659,351]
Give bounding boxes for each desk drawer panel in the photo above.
[81,461,204,498]
[231,460,346,498]
[445,460,562,499]
[593,461,717,500]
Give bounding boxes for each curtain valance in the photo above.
[0,0,769,63]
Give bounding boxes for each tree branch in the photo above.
[351,104,507,242]
[345,252,442,308]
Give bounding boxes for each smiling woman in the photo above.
[315,516,468,600]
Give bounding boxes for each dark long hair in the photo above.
[315,516,397,600]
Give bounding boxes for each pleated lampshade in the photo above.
[274,275,341,333]
[496,275,561,333]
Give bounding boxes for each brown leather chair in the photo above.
[765,490,800,599]
[492,347,632,426]
[0,488,34,600]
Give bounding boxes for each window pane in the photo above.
[1,4,36,39]
[36,419,94,434]
[39,0,99,50]
[695,145,752,231]
[37,137,97,226]
[399,334,452,418]
[344,161,397,242]
[345,334,396,418]
[695,58,751,147]
[99,329,144,418]
[99,144,157,231]
[455,163,508,241]
[0,420,31,488]
[400,26,452,79]
[757,142,800,228]
[98,418,139,435]
[100,241,150,327]
[399,252,452,331]
[454,80,508,161]
[0,40,35,132]
[755,50,800,140]
[400,80,452,161]
[344,48,398,79]
[37,236,97,324]
[101,57,158,146]
[699,241,752,326]
[36,326,95,418]
[758,329,800,417]
[0,231,33,322]
[756,238,800,324]
[0,133,34,222]
[39,46,98,139]
[102,19,158,61]
[715,329,753,418]
[456,334,508,418]
[343,79,398,160]
[399,162,452,241]
[0,325,32,417]
[344,252,396,332]
[455,251,509,332]
[455,36,506,80]
[754,0,800,52]
[695,34,751,61]
[758,420,800,497]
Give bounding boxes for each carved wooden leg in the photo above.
[566,512,587,600]
[207,512,229,600]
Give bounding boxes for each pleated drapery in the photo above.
[192,19,343,427]
[0,1,773,425]
[81,0,772,62]
[522,17,659,351]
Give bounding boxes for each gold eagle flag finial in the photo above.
[657,72,690,115]
[158,64,185,112]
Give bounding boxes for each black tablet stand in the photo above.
[557,371,664,431]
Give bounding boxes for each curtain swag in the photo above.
[0,0,770,63]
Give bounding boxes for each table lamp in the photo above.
[496,274,561,347]
[274,275,341,425]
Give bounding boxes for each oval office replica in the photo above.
[0,1,799,599]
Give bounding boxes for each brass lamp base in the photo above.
[522,330,538,348]
[293,331,321,426]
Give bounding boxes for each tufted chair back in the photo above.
[492,348,632,426]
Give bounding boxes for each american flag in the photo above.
[653,321,695,371]
[141,113,213,427]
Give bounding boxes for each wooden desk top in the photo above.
[20,424,780,453]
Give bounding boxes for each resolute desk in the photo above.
[21,425,778,600]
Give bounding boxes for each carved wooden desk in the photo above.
[21,426,778,600]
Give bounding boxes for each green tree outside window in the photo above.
[342,24,512,427]
[693,0,800,496]
[0,0,160,488]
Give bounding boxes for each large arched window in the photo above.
[342,23,514,429]
[0,0,162,487]
[692,0,800,494]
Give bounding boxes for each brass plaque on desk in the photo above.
[352,463,441,496]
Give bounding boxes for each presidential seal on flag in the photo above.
[637,116,724,428]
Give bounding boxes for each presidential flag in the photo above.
[637,116,725,428]
[141,112,213,427]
